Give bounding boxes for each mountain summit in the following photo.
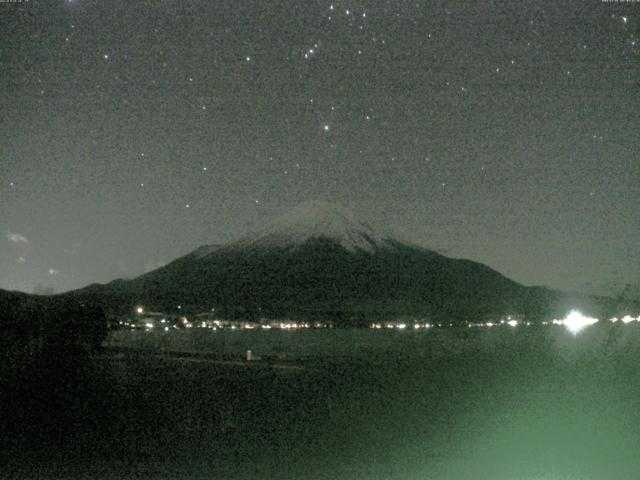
[242,200,392,253]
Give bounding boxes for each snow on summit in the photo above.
[243,200,392,253]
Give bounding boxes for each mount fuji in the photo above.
[71,201,621,323]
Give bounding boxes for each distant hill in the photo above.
[68,201,634,323]
[0,288,107,357]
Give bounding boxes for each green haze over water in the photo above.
[5,324,640,479]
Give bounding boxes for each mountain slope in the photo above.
[70,201,627,323]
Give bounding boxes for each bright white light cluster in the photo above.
[610,315,640,324]
[553,310,599,334]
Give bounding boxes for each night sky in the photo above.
[1,0,638,296]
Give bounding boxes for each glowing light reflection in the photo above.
[558,310,599,334]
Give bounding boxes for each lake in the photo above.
[3,322,640,479]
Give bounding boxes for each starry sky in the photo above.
[1,0,638,296]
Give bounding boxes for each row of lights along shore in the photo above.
[129,307,640,336]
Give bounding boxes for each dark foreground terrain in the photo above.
[3,325,640,479]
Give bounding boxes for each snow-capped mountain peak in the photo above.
[243,200,391,253]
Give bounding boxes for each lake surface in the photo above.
[4,323,640,479]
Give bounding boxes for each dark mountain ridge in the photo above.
[65,201,631,323]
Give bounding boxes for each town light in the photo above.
[561,310,598,335]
